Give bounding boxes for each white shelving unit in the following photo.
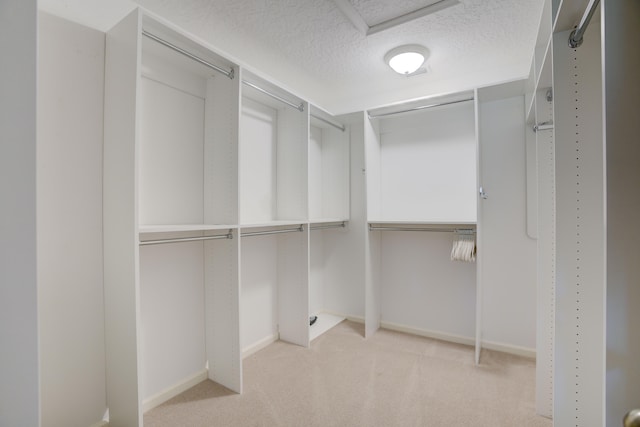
[362,93,479,351]
[104,9,351,426]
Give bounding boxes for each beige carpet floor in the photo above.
[144,321,552,427]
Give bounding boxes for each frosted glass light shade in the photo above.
[384,45,429,75]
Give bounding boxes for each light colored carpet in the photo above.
[144,321,551,427]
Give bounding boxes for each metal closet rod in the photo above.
[142,30,235,80]
[241,225,305,237]
[243,80,304,112]
[367,98,474,119]
[310,222,346,231]
[310,114,346,132]
[139,231,234,246]
[568,0,600,48]
[369,225,475,234]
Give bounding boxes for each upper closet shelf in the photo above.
[240,220,308,230]
[368,220,476,226]
[139,224,237,234]
[309,218,348,225]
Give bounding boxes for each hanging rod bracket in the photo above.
[567,0,600,49]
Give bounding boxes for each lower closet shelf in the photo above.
[310,313,345,342]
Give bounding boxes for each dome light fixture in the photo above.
[384,44,430,75]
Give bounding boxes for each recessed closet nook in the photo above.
[6,0,638,426]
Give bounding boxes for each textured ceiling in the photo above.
[39,0,545,114]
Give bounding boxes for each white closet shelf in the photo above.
[368,220,476,226]
[139,224,238,234]
[239,220,308,229]
[310,312,346,342]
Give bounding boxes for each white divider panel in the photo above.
[277,105,308,220]
[478,95,537,351]
[205,234,241,393]
[277,230,310,347]
[364,113,382,337]
[535,85,555,419]
[103,9,143,427]
[309,125,324,220]
[553,27,605,426]
[309,229,324,316]
[204,71,240,225]
[140,242,206,400]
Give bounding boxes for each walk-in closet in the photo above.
[4,0,640,426]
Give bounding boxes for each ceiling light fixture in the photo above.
[384,45,429,76]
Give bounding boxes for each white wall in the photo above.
[240,236,279,350]
[36,12,108,426]
[0,1,39,426]
[380,232,477,339]
[378,103,477,223]
[478,96,537,351]
[604,0,640,424]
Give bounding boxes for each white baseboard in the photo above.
[379,321,536,359]
[481,340,536,359]
[242,333,279,359]
[89,421,108,427]
[142,369,208,413]
[380,321,476,347]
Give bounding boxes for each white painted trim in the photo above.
[142,369,208,413]
[380,321,475,347]
[242,333,279,359]
[380,320,536,359]
[481,340,536,359]
[89,421,109,427]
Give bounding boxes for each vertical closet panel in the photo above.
[309,125,324,219]
[604,0,640,423]
[205,236,241,393]
[103,10,143,427]
[277,106,308,220]
[553,26,605,426]
[204,75,240,225]
[534,73,556,418]
[478,96,537,351]
[278,231,310,347]
[309,230,325,316]
[364,114,382,337]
